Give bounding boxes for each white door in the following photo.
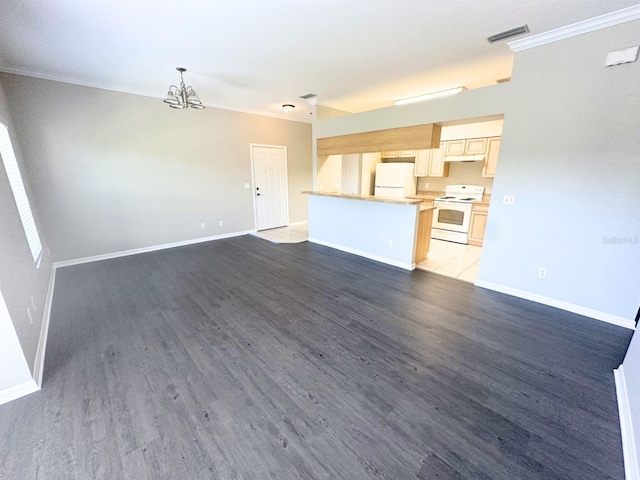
[340,154,361,194]
[251,145,288,231]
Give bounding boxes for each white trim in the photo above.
[0,63,312,124]
[33,266,56,387]
[615,365,639,480]
[474,280,635,329]
[250,144,290,232]
[54,230,255,268]
[288,220,309,227]
[0,379,39,406]
[308,237,415,271]
[508,5,640,52]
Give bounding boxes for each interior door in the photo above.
[251,145,288,231]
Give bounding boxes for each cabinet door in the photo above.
[397,150,417,157]
[413,150,429,177]
[427,143,450,177]
[468,209,488,246]
[381,151,398,158]
[482,137,501,178]
[465,138,488,155]
[445,140,465,156]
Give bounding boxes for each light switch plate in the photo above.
[244,183,250,189]
[503,195,515,206]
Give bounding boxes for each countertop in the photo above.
[409,191,492,205]
[303,191,422,205]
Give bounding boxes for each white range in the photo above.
[432,184,485,244]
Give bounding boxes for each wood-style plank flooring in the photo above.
[0,235,632,479]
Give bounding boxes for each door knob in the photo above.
[257,193,261,196]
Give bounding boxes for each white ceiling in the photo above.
[0,0,637,122]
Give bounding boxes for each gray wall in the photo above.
[0,76,53,375]
[1,74,312,262]
[479,19,640,321]
[312,20,640,323]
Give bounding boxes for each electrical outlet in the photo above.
[27,307,33,324]
[388,240,393,247]
[219,220,224,227]
[538,268,547,278]
[244,183,250,189]
[200,223,206,229]
[503,195,516,206]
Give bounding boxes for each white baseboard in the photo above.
[615,365,639,480]
[54,230,255,268]
[33,266,56,388]
[0,379,39,406]
[308,237,415,271]
[474,280,635,329]
[288,220,309,226]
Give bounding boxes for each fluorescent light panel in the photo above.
[394,87,465,106]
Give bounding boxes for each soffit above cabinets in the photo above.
[317,124,441,157]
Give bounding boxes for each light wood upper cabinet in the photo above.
[427,143,450,177]
[382,150,416,158]
[445,138,488,156]
[397,150,416,157]
[482,137,501,178]
[413,150,429,177]
[445,140,466,156]
[465,138,487,155]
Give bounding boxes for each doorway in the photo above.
[250,144,289,231]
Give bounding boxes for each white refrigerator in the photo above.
[374,163,416,198]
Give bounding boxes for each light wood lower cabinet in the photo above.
[415,205,434,262]
[468,204,489,246]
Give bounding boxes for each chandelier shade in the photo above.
[163,67,204,110]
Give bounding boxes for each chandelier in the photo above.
[163,67,205,109]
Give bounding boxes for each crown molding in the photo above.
[0,63,312,124]
[508,4,640,52]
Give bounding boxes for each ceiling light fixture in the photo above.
[394,87,465,106]
[282,104,295,113]
[163,67,205,110]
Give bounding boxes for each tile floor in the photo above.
[416,239,482,283]
[250,223,309,244]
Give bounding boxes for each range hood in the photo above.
[444,154,485,162]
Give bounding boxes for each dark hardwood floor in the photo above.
[0,235,632,479]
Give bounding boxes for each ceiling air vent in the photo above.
[299,93,317,100]
[496,77,511,84]
[487,25,529,43]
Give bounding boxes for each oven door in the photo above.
[432,202,471,233]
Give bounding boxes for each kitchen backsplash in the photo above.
[417,160,494,193]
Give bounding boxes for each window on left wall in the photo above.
[0,123,43,263]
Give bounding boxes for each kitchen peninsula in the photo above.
[304,191,434,270]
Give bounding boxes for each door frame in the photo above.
[249,143,290,231]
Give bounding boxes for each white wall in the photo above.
[418,161,495,193]
[308,195,418,270]
[1,74,312,262]
[478,19,640,324]
[361,153,381,195]
[312,20,640,326]
[317,154,342,192]
[0,291,33,396]
[0,75,53,395]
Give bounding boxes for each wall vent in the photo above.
[299,93,317,99]
[496,77,511,84]
[487,25,529,43]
